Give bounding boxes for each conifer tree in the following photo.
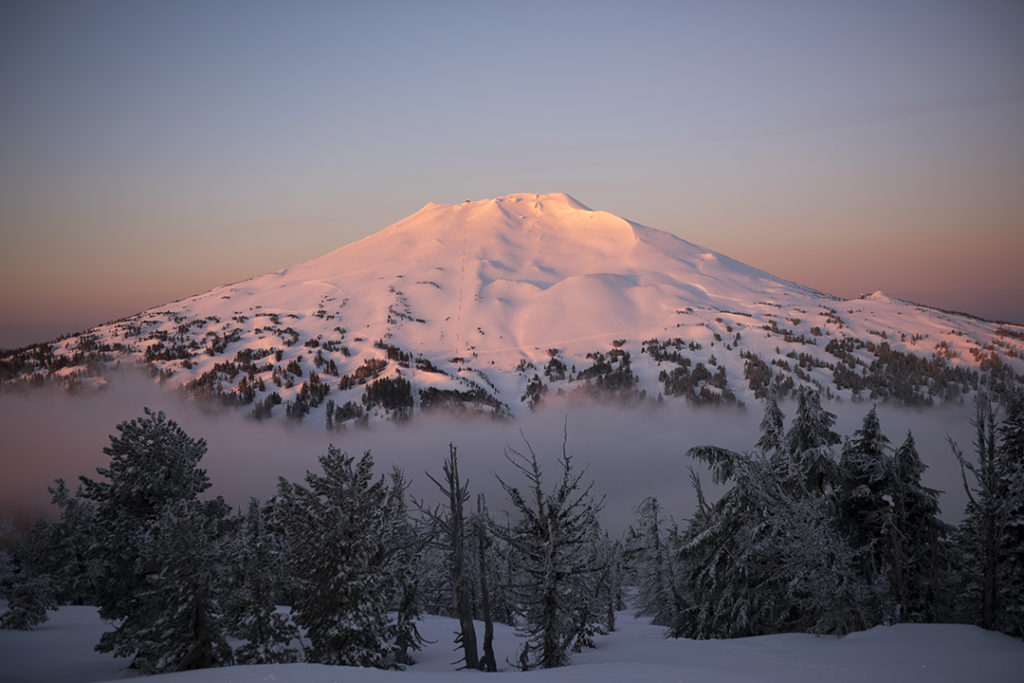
[953,392,1024,636]
[0,538,57,630]
[276,448,401,667]
[424,445,479,669]
[952,394,1003,630]
[782,387,841,493]
[472,494,498,672]
[78,409,231,673]
[386,467,427,665]
[631,496,677,626]
[222,499,299,664]
[757,386,785,455]
[837,407,893,620]
[996,392,1024,636]
[45,479,99,605]
[890,432,949,622]
[495,432,605,669]
[129,496,234,673]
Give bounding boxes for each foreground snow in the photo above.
[1,606,1023,683]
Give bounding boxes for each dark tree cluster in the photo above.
[285,372,330,421]
[575,349,637,396]
[324,399,365,430]
[419,386,502,413]
[658,361,735,405]
[338,358,389,390]
[362,375,414,417]
[638,388,1024,642]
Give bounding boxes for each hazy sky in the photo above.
[2,0,1023,349]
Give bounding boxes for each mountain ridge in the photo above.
[2,193,1022,424]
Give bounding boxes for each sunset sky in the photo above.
[2,0,1022,349]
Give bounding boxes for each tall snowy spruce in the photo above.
[385,466,428,666]
[274,448,405,668]
[0,524,58,630]
[997,392,1024,636]
[495,433,606,669]
[836,407,894,621]
[77,409,231,674]
[221,499,299,664]
[782,386,841,493]
[0,479,99,630]
[889,432,949,622]
[629,496,678,627]
[952,393,1024,636]
[423,445,480,670]
[678,391,869,638]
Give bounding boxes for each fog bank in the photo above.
[0,373,981,534]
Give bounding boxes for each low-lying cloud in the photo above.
[0,372,981,535]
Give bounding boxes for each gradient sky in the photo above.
[2,0,1023,349]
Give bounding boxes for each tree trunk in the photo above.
[476,495,496,671]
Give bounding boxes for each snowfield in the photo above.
[3,192,1022,425]
[2,604,1022,683]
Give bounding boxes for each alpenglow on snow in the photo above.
[2,193,1022,424]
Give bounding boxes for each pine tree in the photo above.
[0,548,56,630]
[679,392,870,638]
[472,494,498,672]
[45,479,99,605]
[128,497,233,673]
[222,499,299,665]
[78,409,231,673]
[631,496,677,626]
[782,387,841,493]
[837,407,893,622]
[423,445,479,669]
[953,392,1024,636]
[996,392,1024,637]
[683,443,868,637]
[495,432,606,669]
[276,448,401,668]
[386,467,427,666]
[756,387,785,455]
[890,432,949,622]
[952,394,1004,630]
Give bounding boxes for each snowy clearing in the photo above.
[1,605,1022,683]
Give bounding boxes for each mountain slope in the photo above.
[2,193,1022,425]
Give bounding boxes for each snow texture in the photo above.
[1,604,1023,682]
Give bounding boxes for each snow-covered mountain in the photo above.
[3,192,1022,425]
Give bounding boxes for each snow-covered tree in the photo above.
[676,391,868,639]
[682,443,868,637]
[836,407,893,621]
[78,408,232,673]
[630,496,677,626]
[890,432,949,622]
[756,386,785,455]
[495,432,605,669]
[0,535,57,630]
[996,392,1024,637]
[952,393,1024,636]
[275,448,402,668]
[782,386,841,493]
[423,444,479,669]
[471,494,499,671]
[386,466,427,666]
[128,497,233,673]
[222,499,299,665]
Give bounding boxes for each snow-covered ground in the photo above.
[2,604,1022,683]
[5,192,1023,425]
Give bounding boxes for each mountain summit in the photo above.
[3,193,1022,423]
